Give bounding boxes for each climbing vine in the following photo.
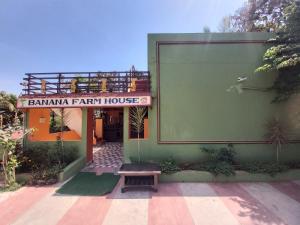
[256,1,300,102]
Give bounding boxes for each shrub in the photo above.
[160,158,181,174]
[202,144,236,164]
[199,144,236,176]
[188,161,235,176]
[285,161,300,169]
[0,182,21,192]
[203,161,235,176]
[22,143,78,184]
[31,165,61,185]
[240,162,289,176]
[24,143,78,170]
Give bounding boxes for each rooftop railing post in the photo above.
[58,73,62,94]
[125,72,128,92]
[117,73,120,92]
[88,73,91,93]
[27,74,31,95]
[97,76,100,92]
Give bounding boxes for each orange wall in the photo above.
[95,118,103,139]
[28,108,81,141]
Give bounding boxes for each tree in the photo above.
[0,91,17,129]
[57,108,71,165]
[0,92,15,112]
[218,16,234,32]
[202,26,211,33]
[229,0,293,32]
[230,2,254,32]
[129,107,147,163]
[0,118,33,188]
[265,118,287,162]
[256,1,300,102]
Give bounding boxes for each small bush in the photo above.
[31,164,61,185]
[23,143,78,170]
[284,161,300,169]
[204,161,235,176]
[201,144,236,164]
[0,182,21,192]
[240,162,289,176]
[199,144,236,176]
[160,158,181,174]
[189,161,235,176]
[21,143,78,184]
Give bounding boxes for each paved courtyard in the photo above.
[82,142,123,173]
[0,180,300,225]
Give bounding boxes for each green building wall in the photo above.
[123,33,300,164]
[22,32,300,165]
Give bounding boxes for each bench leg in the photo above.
[154,175,158,190]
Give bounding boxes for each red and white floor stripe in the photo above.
[0,181,300,225]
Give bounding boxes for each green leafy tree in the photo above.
[202,26,211,33]
[218,16,234,32]
[229,0,293,32]
[0,118,33,187]
[129,107,147,163]
[0,91,18,128]
[256,1,300,102]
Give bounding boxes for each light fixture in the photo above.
[39,111,46,123]
[39,116,46,123]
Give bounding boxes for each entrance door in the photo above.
[102,108,123,142]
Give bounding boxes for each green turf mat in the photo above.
[56,172,120,196]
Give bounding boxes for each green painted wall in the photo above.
[124,33,300,164]
[24,108,87,158]
[22,33,300,165]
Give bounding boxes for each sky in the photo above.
[0,0,246,95]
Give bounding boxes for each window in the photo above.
[28,108,82,141]
[49,109,71,133]
[129,107,148,139]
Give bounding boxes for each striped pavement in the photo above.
[0,181,299,225]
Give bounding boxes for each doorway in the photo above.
[96,108,123,143]
[84,108,124,173]
[103,108,123,142]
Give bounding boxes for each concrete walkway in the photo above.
[0,181,300,225]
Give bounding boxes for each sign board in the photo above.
[17,95,151,108]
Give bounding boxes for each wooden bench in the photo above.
[118,163,161,193]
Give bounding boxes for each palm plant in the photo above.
[265,118,288,163]
[129,107,147,163]
[58,108,71,165]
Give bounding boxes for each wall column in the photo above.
[86,108,94,162]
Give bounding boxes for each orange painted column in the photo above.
[95,119,103,140]
[86,108,94,162]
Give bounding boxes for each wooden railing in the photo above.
[20,71,150,96]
